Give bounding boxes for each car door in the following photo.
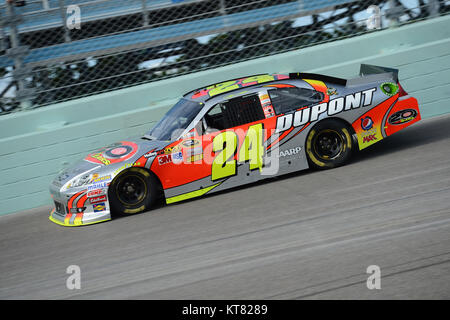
[265,85,326,165]
[154,92,280,202]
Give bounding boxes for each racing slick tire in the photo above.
[108,167,159,216]
[305,119,354,170]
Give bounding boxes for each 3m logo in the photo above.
[158,154,172,165]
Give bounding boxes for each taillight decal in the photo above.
[397,83,408,97]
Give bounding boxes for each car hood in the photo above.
[52,137,169,187]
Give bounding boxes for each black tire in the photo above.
[305,119,354,169]
[108,167,158,216]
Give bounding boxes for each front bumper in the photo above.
[49,183,111,227]
[49,208,111,226]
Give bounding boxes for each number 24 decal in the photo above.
[212,124,264,181]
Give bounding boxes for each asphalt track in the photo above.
[1,114,450,300]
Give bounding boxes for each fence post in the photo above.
[59,0,71,42]
[42,0,50,10]
[4,1,34,111]
[142,0,149,27]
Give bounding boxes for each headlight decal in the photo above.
[64,166,101,190]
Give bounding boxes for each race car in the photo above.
[49,64,421,226]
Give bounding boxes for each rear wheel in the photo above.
[108,167,158,216]
[305,119,354,169]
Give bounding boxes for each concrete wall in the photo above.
[1,15,449,215]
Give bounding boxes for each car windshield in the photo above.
[144,98,203,141]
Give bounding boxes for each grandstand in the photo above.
[0,0,448,114]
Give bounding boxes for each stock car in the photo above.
[49,64,421,226]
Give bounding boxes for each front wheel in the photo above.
[108,167,158,216]
[305,119,354,169]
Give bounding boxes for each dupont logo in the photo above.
[89,195,107,204]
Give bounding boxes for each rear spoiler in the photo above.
[359,64,399,82]
[345,64,399,87]
[289,72,347,86]
[291,64,399,87]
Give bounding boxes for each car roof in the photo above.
[183,73,291,103]
[183,72,348,103]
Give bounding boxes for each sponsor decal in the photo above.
[356,113,382,147]
[181,139,201,148]
[276,88,376,132]
[106,146,132,158]
[185,146,203,157]
[172,151,183,164]
[87,182,108,191]
[113,163,133,175]
[158,154,173,165]
[380,82,399,97]
[278,147,302,158]
[87,188,107,197]
[361,128,378,143]
[191,74,286,99]
[85,141,138,165]
[388,109,417,125]
[259,92,275,118]
[187,154,203,162]
[89,195,107,204]
[259,94,271,106]
[144,151,157,158]
[93,203,106,213]
[164,144,182,154]
[158,151,183,165]
[361,116,374,131]
[327,87,338,96]
[90,153,111,165]
[91,175,111,183]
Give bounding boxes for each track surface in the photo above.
[1,115,450,299]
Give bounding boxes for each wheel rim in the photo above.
[115,174,147,206]
[313,129,344,160]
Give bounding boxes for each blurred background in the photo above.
[0,0,448,114]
